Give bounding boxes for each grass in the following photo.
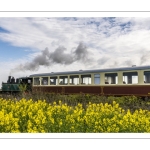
[1,91,150,112]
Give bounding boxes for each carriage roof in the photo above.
[29,65,150,77]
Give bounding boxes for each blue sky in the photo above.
[0,41,30,61]
[1,17,150,86]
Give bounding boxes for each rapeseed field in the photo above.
[0,98,150,133]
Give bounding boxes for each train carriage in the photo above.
[29,65,150,97]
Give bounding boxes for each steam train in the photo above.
[1,65,150,97]
[0,76,32,93]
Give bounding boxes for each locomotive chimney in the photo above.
[7,76,11,83]
[16,78,19,83]
[11,77,15,83]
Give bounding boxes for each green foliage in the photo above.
[18,84,27,97]
[1,92,150,112]
[18,84,27,92]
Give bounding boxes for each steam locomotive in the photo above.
[0,76,32,93]
[1,65,150,97]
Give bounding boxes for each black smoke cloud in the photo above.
[49,46,74,64]
[140,53,150,65]
[74,42,89,62]
[11,42,90,72]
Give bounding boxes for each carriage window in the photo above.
[105,73,118,84]
[41,77,48,85]
[123,72,138,84]
[94,74,100,84]
[28,79,31,84]
[59,76,68,85]
[50,76,58,85]
[81,74,91,85]
[34,77,40,85]
[144,71,150,83]
[70,75,79,85]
